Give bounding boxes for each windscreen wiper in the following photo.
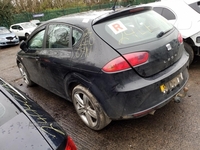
[157,30,171,38]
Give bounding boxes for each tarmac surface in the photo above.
[1,45,200,150]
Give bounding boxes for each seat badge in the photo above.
[166,43,172,51]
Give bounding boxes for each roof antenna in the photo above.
[112,0,117,11]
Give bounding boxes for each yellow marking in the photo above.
[160,84,166,93]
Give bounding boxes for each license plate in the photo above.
[160,73,183,94]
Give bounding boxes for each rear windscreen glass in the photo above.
[0,91,20,126]
[93,10,173,49]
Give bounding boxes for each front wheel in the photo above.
[18,62,34,86]
[72,85,111,130]
[184,42,194,65]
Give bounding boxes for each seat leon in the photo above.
[16,6,189,130]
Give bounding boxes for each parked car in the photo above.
[10,22,37,40]
[0,26,19,47]
[0,77,77,150]
[17,6,189,130]
[142,0,200,64]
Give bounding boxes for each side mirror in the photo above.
[20,41,28,52]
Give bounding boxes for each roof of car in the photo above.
[45,10,111,28]
[44,6,152,29]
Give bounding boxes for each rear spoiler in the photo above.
[92,6,152,25]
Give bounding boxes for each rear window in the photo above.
[93,10,173,48]
[0,91,20,126]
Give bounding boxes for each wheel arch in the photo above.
[64,72,111,117]
[183,37,195,47]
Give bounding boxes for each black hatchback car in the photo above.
[17,6,189,130]
[0,78,77,150]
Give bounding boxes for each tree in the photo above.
[0,0,14,27]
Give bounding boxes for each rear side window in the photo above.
[153,7,176,20]
[188,1,200,14]
[153,7,163,14]
[93,10,173,48]
[11,25,20,30]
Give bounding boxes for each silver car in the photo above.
[0,27,19,47]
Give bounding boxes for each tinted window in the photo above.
[11,25,19,30]
[189,2,200,14]
[153,7,163,15]
[153,7,176,20]
[28,30,45,49]
[47,24,70,48]
[162,8,176,20]
[93,10,173,48]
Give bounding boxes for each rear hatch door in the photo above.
[93,7,183,77]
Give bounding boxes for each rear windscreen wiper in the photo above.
[157,30,171,38]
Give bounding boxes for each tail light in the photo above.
[102,52,149,73]
[65,136,77,150]
[178,33,183,44]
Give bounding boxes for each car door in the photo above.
[21,28,46,86]
[37,23,77,98]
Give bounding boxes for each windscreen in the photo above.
[93,10,173,49]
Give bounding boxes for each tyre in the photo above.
[18,62,34,86]
[184,42,194,65]
[72,85,111,130]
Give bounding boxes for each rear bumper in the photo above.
[122,68,189,119]
[105,51,189,120]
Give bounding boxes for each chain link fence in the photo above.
[2,0,156,28]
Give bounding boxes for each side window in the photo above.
[11,25,18,30]
[18,25,23,30]
[153,7,163,15]
[28,30,45,49]
[72,28,83,46]
[153,7,176,20]
[47,24,70,48]
[162,8,176,20]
